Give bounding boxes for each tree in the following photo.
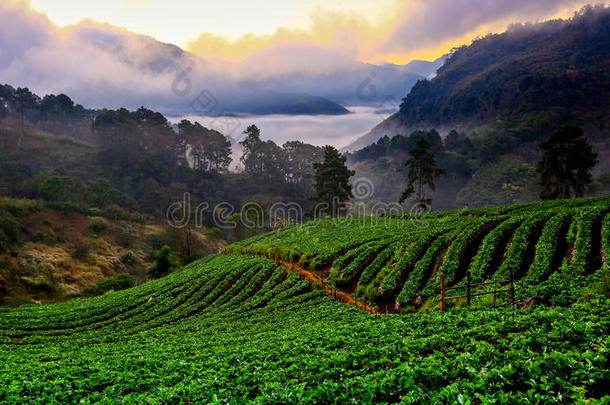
[148,245,173,279]
[399,137,446,209]
[180,120,232,173]
[537,123,598,199]
[283,141,323,197]
[205,129,232,172]
[239,124,286,183]
[0,85,14,126]
[40,94,74,131]
[240,125,263,175]
[312,146,355,217]
[13,87,38,145]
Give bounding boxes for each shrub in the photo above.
[121,250,134,264]
[205,227,224,240]
[115,230,135,248]
[102,204,129,221]
[81,273,136,297]
[72,239,90,260]
[20,276,56,294]
[148,245,173,279]
[89,218,109,233]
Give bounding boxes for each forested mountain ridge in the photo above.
[347,5,610,151]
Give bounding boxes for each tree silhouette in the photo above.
[399,137,446,210]
[312,146,355,217]
[14,87,37,145]
[148,245,173,279]
[537,123,598,199]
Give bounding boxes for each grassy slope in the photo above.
[225,196,610,310]
[0,254,607,403]
[0,197,225,305]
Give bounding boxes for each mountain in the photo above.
[381,54,448,79]
[0,2,423,116]
[345,5,610,151]
[231,91,349,116]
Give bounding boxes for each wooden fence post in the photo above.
[440,273,446,312]
[466,271,471,307]
[509,266,515,309]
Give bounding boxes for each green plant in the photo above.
[80,273,136,297]
[148,245,173,279]
[121,250,134,265]
[89,218,109,233]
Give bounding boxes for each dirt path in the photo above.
[277,260,381,314]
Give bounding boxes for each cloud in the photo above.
[379,0,594,57]
[187,8,395,63]
[0,1,215,109]
[186,0,597,64]
[0,0,602,114]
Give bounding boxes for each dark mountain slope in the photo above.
[346,5,610,151]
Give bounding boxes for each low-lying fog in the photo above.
[174,105,394,149]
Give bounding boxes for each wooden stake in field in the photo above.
[440,273,446,312]
[466,272,471,306]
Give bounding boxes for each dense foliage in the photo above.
[396,6,610,133]
[0,87,327,223]
[346,6,610,209]
[229,197,610,309]
[0,253,608,403]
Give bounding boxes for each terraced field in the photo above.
[1,198,609,402]
[226,197,610,310]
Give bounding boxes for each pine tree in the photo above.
[537,123,598,199]
[312,146,355,217]
[399,137,446,210]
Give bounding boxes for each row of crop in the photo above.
[314,236,387,270]
[438,218,500,286]
[467,216,523,282]
[330,241,375,274]
[524,213,573,285]
[0,257,214,328]
[220,264,277,310]
[379,232,441,295]
[0,262,213,337]
[164,264,298,328]
[121,259,265,335]
[357,243,411,302]
[358,242,402,285]
[567,207,608,276]
[8,255,260,342]
[336,240,396,284]
[493,212,555,281]
[236,268,288,311]
[397,232,455,305]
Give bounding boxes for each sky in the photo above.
[1,0,605,149]
[25,0,595,64]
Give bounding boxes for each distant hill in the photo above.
[230,91,349,116]
[346,5,610,151]
[0,2,423,116]
[380,55,448,79]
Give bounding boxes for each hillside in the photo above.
[227,196,610,310]
[0,198,609,401]
[0,198,225,305]
[347,6,610,151]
